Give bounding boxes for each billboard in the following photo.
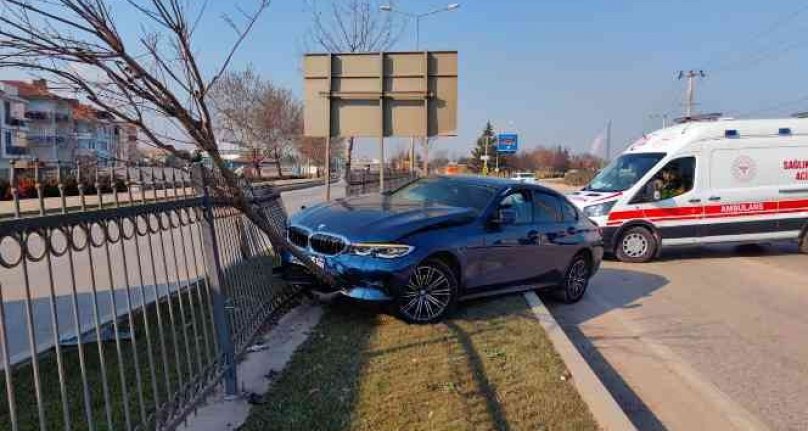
[496,133,518,153]
[303,51,458,138]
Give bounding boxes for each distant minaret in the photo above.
[679,70,706,118]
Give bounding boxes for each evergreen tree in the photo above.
[469,121,496,173]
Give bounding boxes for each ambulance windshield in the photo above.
[585,152,666,192]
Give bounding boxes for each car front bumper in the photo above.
[278,248,422,302]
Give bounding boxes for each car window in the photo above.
[635,156,696,203]
[560,198,578,222]
[389,178,497,215]
[533,192,560,223]
[498,191,532,224]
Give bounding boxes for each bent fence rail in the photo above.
[0,163,295,430]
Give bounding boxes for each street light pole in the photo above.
[381,3,459,176]
[381,3,459,50]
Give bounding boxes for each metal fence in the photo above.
[345,169,417,196]
[0,163,296,430]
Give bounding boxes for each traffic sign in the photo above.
[496,133,518,153]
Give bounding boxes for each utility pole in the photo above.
[678,70,705,118]
[605,120,612,162]
[482,134,489,175]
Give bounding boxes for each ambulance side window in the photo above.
[634,157,696,203]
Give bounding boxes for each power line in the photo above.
[702,2,808,71]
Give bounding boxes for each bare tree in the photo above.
[210,68,303,179]
[297,135,344,175]
[305,0,404,178]
[0,0,329,281]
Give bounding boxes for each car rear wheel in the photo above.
[799,229,808,254]
[396,259,458,324]
[615,226,657,263]
[556,254,591,303]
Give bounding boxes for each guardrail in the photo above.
[0,163,296,430]
[345,170,417,196]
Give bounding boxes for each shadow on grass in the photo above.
[243,295,597,431]
[443,320,510,431]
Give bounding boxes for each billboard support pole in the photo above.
[378,52,385,193]
[324,53,333,201]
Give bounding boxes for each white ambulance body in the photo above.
[569,118,808,262]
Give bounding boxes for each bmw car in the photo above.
[281,176,603,323]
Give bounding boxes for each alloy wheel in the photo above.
[566,258,589,300]
[398,264,453,323]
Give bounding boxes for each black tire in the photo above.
[799,229,808,254]
[556,253,591,303]
[396,259,458,324]
[615,226,657,263]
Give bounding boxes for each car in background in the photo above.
[281,176,603,323]
[511,172,537,183]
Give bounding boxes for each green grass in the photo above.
[242,295,597,431]
[0,255,293,431]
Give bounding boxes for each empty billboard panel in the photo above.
[303,51,458,138]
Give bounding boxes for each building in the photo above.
[0,82,29,176]
[0,79,133,169]
[1,79,76,165]
[72,102,119,164]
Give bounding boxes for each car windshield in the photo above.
[585,153,665,192]
[388,178,496,215]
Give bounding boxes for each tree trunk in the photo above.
[343,136,354,180]
[274,148,283,179]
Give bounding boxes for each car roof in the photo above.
[434,175,561,195]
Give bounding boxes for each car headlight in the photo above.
[583,201,616,218]
[351,243,414,259]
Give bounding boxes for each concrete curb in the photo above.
[176,302,323,431]
[523,291,637,431]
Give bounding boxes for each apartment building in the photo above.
[0,79,132,168]
[0,82,29,175]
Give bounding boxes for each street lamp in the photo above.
[380,3,460,49]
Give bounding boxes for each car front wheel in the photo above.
[615,226,657,263]
[396,259,458,324]
[557,254,591,303]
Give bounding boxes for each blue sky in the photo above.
[214,0,808,159]
[5,0,808,160]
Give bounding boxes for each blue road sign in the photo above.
[496,133,518,153]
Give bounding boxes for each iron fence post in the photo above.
[192,164,239,397]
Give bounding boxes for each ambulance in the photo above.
[569,118,808,262]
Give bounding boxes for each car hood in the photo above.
[290,194,478,241]
[566,190,623,209]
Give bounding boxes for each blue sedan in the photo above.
[282,176,603,323]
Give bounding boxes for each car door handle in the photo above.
[688,198,701,203]
[708,196,721,201]
[566,226,577,235]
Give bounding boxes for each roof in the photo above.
[436,174,560,194]
[625,117,808,155]
[0,79,73,102]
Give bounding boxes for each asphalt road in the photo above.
[545,242,808,431]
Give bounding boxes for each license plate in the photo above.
[311,255,326,270]
[291,254,326,270]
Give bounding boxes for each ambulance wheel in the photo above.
[615,227,657,263]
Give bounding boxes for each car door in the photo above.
[530,191,576,282]
[630,155,704,243]
[474,189,538,288]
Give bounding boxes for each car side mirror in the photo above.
[491,208,517,226]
